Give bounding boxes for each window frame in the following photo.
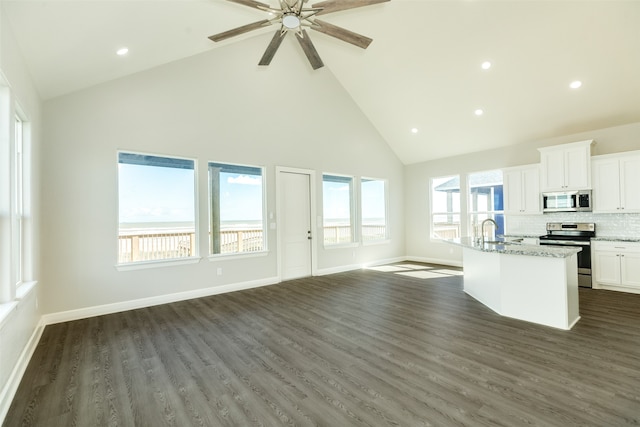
[466,169,504,240]
[322,173,356,247]
[360,177,389,244]
[430,175,462,242]
[116,151,199,269]
[208,161,267,258]
[12,115,24,288]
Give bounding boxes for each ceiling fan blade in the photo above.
[312,0,389,16]
[224,0,272,11]
[208,19,272,42]
[312,19,372,49]
[259,30,287,66]
[295,30,324,70]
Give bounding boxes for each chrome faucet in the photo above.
[481,218,498,245]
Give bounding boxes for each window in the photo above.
[117,152,196,264]
[323,174,354,245]
[361,178,388,242]
[209,162,265,255]
[468,170,504,239]
[12,116,24,285]
[430,175,461,240]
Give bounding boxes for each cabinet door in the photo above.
[540,150,566,191]
[521,167,540,213]
[620,156,640,212]
[593,250,621,285]
[592,158,621,212]
[503,169,523,214]
[564,145,591,189]
[621,251,640,288]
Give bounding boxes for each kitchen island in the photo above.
[447,237,582,330]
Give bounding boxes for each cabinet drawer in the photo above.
[593,241,640,252]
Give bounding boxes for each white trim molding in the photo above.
[41,276,280,326]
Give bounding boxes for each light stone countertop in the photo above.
[498,234,542,239]
[446,237,582,258]
[592,236,640,243]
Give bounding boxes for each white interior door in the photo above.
[279,170,313,280]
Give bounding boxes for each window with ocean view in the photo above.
[117,152,196,264]
[431,175,461,240]
[361,178,388,242]
[209,162,265,255]
[323,174,354,245]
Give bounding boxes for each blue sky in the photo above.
[119,163,385,225]
[118,164,263,224]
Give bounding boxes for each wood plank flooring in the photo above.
[4,263,640,426]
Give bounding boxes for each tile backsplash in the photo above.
[505,213,640,238]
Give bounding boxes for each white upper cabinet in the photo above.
[592,151,640,213]
[503,164,541,215]
[538,140,593,191]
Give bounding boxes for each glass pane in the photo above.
[468,170,504,237]
[118,153,196,263]
[209,163,264,255]
[361,179,387,242]
[323,175,353,245]
[431,175,460,239]
[432,214,461,239]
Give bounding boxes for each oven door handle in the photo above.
[541,239,590,246]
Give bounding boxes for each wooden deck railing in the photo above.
[118,225,388,263]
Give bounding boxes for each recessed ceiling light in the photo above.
[570,80,582,89]
[481,61,492,70]
[475,109,484,116]
[411,128,419,134]
[116,47,129,56]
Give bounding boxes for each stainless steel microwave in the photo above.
[542,190,592,213]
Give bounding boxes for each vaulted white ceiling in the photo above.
[3,0,640,164]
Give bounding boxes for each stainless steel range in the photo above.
[539,222,596,288]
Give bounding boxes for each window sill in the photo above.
[324,242,359,249]
[208,251,269,262]
[116,257,202,271]
[16,281,38,300]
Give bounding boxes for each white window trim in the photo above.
[116,150,199,267]
[208,161,267,256]
[361,176,389,243]
[322,173,356,247]
[207,250,269,262]
[466,169,504,239]
[429,174,462,242]
[115,256,201,271]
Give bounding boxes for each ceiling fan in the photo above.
[209,0,389,70]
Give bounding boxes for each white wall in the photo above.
[41,35,405,316]
[405,122,640,265]
[0,5,43,422]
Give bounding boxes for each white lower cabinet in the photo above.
[593,241,640,293]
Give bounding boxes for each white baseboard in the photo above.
[0,323,45,424]
[41,276,281,326]
[405,255,463,268]
[315,256,406,276]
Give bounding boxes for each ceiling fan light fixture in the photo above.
[282,14,301,29]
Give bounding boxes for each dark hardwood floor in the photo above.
[4,263,640,426]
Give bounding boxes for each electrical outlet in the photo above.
[217,267,223,276]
